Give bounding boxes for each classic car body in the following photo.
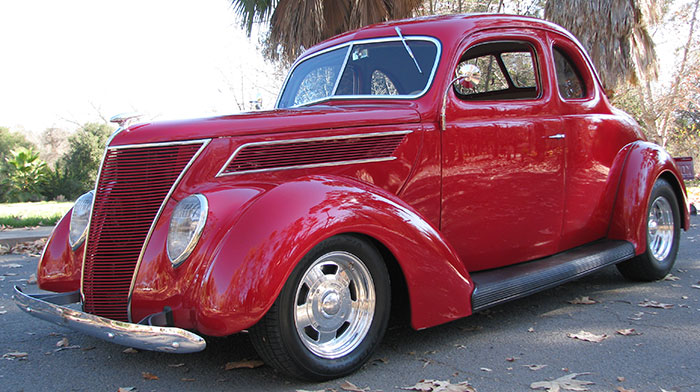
[15,14,689,380]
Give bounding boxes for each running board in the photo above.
[470,240,635,312]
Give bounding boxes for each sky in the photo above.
[0,1,689,138]
[0,0,282,136]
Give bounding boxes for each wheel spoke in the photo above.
[317,331,337,344]
[336,269,352,288]
[295,304,313,328]
[302,265,326,288]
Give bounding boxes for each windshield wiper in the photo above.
[395,27,423,74]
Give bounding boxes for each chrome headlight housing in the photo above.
[167,194,208,267]
[69,191,94,249]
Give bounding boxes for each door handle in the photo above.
[547,133,565,139]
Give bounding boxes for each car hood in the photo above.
[108,104,422,146]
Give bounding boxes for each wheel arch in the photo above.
[607,141,690,253]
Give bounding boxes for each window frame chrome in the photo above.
[275,36,442,108]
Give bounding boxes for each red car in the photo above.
[15,14,689,380]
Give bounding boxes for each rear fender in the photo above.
[608,141,689,253]
[192,175,473,336]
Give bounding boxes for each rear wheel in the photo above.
[249,235,390,380]
[617,179,681,281]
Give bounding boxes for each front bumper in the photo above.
[13,286,206,353]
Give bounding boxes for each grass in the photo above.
[0,201,73,228]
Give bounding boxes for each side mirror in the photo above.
[452,62,481,92]
[441,62,481,131]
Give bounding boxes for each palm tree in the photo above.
[544,0,658,94]
[232,0,658,93]
[232,0,422,63]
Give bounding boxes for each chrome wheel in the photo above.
[294,251,375,359]
[647,196,674,260]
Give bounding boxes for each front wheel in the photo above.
[617,178,681,281]
[249,235,390,380]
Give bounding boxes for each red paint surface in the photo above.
[39,14,688,335]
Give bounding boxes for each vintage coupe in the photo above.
[15,14,689,380]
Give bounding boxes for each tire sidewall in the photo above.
[643,179,681,276]
[276,235,390,379]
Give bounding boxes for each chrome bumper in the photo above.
[13,286,206,353]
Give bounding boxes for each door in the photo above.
[441,33,566,271]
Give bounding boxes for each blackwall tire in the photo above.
[249,234,391,380]
[617,178,681,281]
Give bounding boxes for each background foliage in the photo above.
[0,122,113,203]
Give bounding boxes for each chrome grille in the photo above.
[81,141,205,321]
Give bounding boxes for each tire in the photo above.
[249,235,391,380]
[617,178,681,281]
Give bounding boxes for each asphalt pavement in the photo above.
[1,217,699,392]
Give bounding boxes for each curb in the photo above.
[0,227,54,247]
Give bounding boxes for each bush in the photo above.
[47,122,113,200]
[0,147,49,202]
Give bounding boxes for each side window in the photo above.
[454,41,540,101]
[553,47,586,99]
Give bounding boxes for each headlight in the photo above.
[69,191,94,249]
[167,194,208,267]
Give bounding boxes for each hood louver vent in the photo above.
[218,131,410,176]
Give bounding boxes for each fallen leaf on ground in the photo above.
[616,329,641,336]
[568,296,597,305]
[662,274,680,281]
[480,367,492,372]
[524,364,547,371]
[3,352,28,360]
[1,263,22,268]
[691,284,700,289]
[340,380,369,392]
[56,338,69,347]
[122,348,138,354]
[9,238,47,257]
[530,372,594,392]
[181,378,196,382]
[528,327,535,332]
[0,310,7,315]
[117,388,135,392]
[168,362,186,367]
[567,331,607,343]
[401,379,477,392]
[142,372,159,380]
[628,312,645,320]
[638,300,673,309]
[506,357,518,362]
[617,377,625,382]
[224,359,264,370]
[615,387,635,392]
[27,273,37,284]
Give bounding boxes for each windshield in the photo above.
[277,37,441,108]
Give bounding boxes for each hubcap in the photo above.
[647,196,674,261]
[294,251,375,359]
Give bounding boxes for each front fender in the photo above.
[608,141,689,253]
[37,209,83,292]
[191,175,473,336]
